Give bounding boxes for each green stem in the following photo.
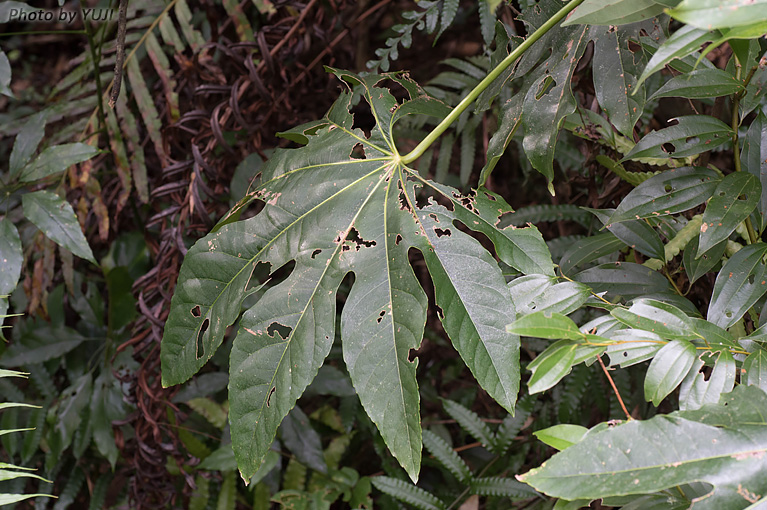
[400,0,586,164]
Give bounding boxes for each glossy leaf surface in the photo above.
[644,338,697,405]
[668,0,767,29]
[699,172,760,254]
[650,68,744,100]
[520,386,767,509]
[708,242,767,329]
[621,116,732,161]
[564,0,664,26]
[607,167,719,224]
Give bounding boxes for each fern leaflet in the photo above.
[422,429,473,483]
[372,476,447,510]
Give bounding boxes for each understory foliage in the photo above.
[162,0,767,507]
[3,0,767,508]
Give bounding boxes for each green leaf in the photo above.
[509,276,591,317]
[506,312,583,340]
[0,219,22,296]
[678,349,736,411]
[21,190,96,264]
[563,0,665,25]
[91,371,124,468]
[281,406,328,474]
[699,172,760,254]
[621,116,732,161]
[422,429,472,482]
[0,494,55,506]
[741,110,767,231]
[574,262,671,299]
[522,23,591,187]
[527,340,578,394]
[607,167,720,224]
[18,143,98,182]
[586,208,665,261]
[533,424,588,451]
[683,236,726,284]
[163,71,521,482]
[650,68,745,100]
[636,25,720,88]
[9,111,46,176]
[0,323,85,367]
[0,49,12,98]
[559,232,625,276]
[708,242,767,329]
[644,338,697,405]
[519,385,767,509]
[47,374,92,469]
[591,25,647,138]
[742,348,767,391]
[606,329,666,368]
[372,476,446,510]
[611,299,698,340]
[668,0,767,30]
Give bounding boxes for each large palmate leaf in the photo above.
[162,70,552,481]
[519,385,767,509]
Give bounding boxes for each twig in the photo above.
[109,0,129,108]
[597,354,632,421]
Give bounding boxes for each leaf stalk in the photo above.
[400,0,586,165]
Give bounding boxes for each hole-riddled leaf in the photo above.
[708,242,767,329]
[607,167,720,224]
[161,70,545,482]
[621,116,733,161]
[698,172,760,255]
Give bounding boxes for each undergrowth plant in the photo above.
[158,0,767,508]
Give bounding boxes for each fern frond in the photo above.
[460,116,479,186]
[87,472,113,510]
[435,132,455,183]
[478,0,503,47]
[21,400,49,464]
[27,364,55,400]
[596,155,661,186]
[492,395,533,454]
[441,58,487,80]
[367,1,442,71]
[187,397,228,430]
[372,476,447,510]
[422,429,472,483]
[547,235,585,262]
[470,476,540,499]
[440,399,495,450]
[189,474,210,510]
[557,364,591,423]
[51,466,84,510]
[283,458,307,491]
[216,471,237,510]
[437,0,460,40]
[501,204,593,228]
